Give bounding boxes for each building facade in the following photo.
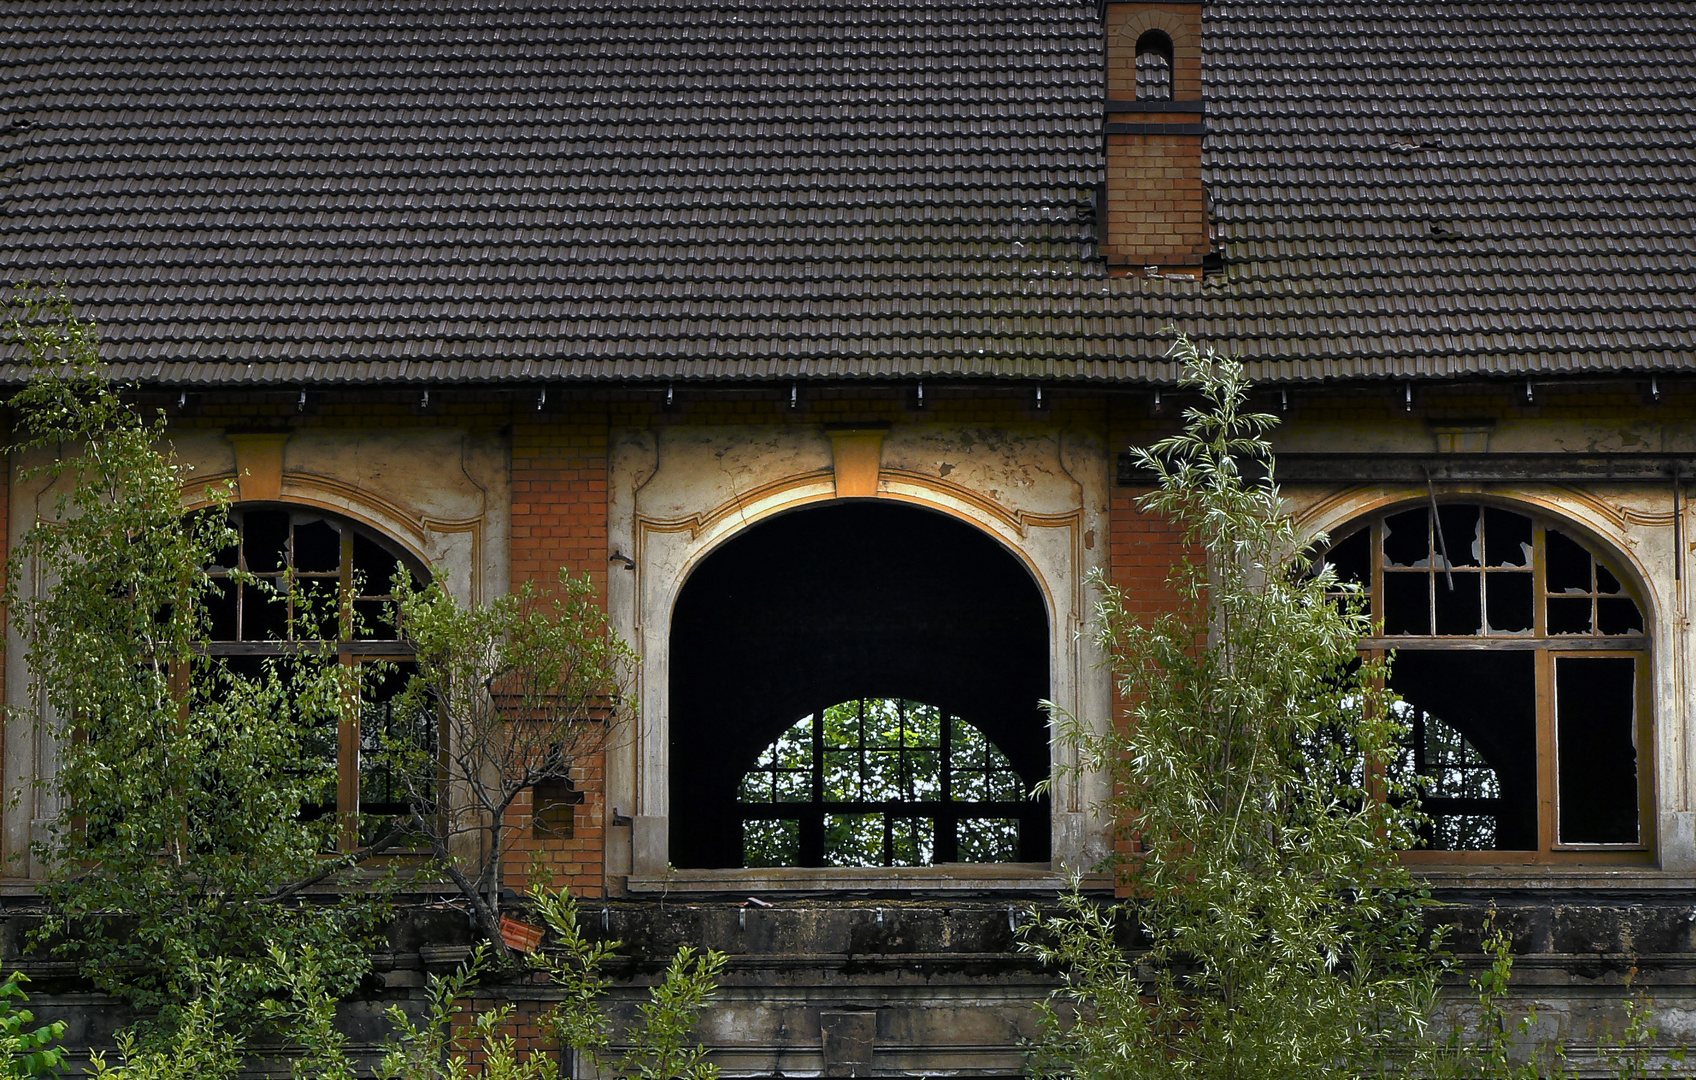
[3,0,1696,1072]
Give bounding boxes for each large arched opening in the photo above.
[668,501,1052,869]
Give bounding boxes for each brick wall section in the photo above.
[1102,132,1208,267]
[509,406,612,898]
[1108,403,1191,894]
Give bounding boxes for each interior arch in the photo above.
[668,501,1052,869]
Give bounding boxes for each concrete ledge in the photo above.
[626,863,1107,894]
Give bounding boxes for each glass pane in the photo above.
[204,577,238,640]
[1547,597,1593,635]
[1432,571,1483,635]
[353,598,399,640]
[958,818,1020,862]
[1545,529,1593,594]
[1597,597,1644,636]
[360,661,431,844]
[351,534,402,597]
[771,721,812,769]
[738,771,772,802]
[292,518,341,573]
[295,577,342,640]
[860,749,901,801]
[743,819,800,868]
[1324,528,1371,587]
[1595,564,1624,595]
[906,749,941,799]
[1556,656,1639,844]
[1431,815,1500,850]
[243,510,290,574]
[242,580,288,640]
[1382,508,1429,568]
[904,701,942,747]
[1484,572,1534,634]
[1484,508,1533,568]
[1383,572,1430,635]
[862,698,901,747]
[824,813,883,867]
[888,817,934,867]
[773,769,811,802]
[822,750,861,801]
[1389,650,1537,851]
[1436,505,1481,567]
[821,701,861,750]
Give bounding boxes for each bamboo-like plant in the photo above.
[1025,332,1438,1080]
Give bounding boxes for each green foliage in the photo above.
[374,945,551,1080]
[529,885,725,1080]
[1025,332,1439,1080]
[385,571,638,955]
[376,887,723,1080]
[0,973,66,1078]
[1,286,378,1055]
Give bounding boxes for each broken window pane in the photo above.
[1437,505,1481,567]
[1546,528,1592,594]
[1432,571,1483,635]
[1390,650,1538,851]
[1382,508,1429,568]
[1383,572,1430,635]
[1484,508,1533,567]
[293,517,341,574]
[1485,572,1534,634]
[1597,598,1644,636]
[1324,528,1370,587]
[1556,656,1639,845]
[1548,597,1593,635]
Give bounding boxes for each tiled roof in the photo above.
[0,1,1692,384]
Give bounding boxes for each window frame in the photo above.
[202,504,430,854]
[734,697,1045,869]
[1332,502,1654,867]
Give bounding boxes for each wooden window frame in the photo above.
[1333,504,1654,867]
[203,505,427,854]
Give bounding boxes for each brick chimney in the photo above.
[1101,1,1208,272]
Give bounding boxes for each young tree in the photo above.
[2,287,378,1051]
[383,573,637,960]
[1025,332,1439,1080]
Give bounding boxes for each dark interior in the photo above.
[668,502,1051,869]
[1391,649,1538,850]
[1555,656,1639,844]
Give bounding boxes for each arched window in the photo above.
[1323,503,1649,861]
[203,506,430,850]
[737,697,1036,868]
[669,503,1051,870]
[1136,30,1173,100]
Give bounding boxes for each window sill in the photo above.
[625,863,1110,894]
[1412,865,1689,890]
